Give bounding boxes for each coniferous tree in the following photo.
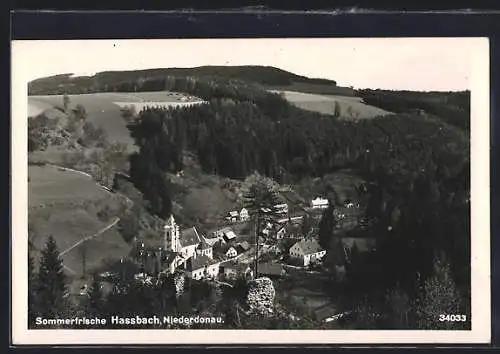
[414,255,467,329]
[318,205,337,250]
[63,94,70,112]
[85,275,105,320]
[242,173,281,275]
[28,253,38,327]
[36,236,68,321]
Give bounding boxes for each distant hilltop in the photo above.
[28,65,355,97]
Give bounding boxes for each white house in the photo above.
[186,255,220,280]
[197,239,213,259]
[239,208,250,221]
[289,239,327,267]
[276,226,287,240]
[225,246,238,258]
[311,197,329,209]
[226,211,239,223]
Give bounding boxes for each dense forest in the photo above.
[356,89,470,131]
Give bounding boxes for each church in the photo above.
[162,215,220,278]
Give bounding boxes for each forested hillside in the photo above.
[356,89,470,130]
[28,66,347,96]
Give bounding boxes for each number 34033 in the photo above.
[439,314,467,322]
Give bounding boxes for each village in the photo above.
[83,186,378,324]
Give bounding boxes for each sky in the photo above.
[13,38,483,91]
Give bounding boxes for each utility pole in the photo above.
[254,212,259,278]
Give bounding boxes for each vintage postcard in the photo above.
[11,37,490,345]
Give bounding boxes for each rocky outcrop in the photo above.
[246,277,276,316]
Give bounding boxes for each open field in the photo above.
[63,226,132,277]
[28,91,204,149]
[271,90,392,120]
[29,164,109,206]
[267,83,355,96]
[28,165,131,279]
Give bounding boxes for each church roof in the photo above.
[180,227,201,248]
[197,238,211,250]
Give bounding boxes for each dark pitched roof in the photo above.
[186,255,219,271]
[180,227,201,247]
[294,238,324,254]
[237,241,251,252]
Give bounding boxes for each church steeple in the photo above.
[164,214,180,252]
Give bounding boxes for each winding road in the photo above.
[60,216,120,256]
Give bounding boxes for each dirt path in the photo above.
[60,216,120,256]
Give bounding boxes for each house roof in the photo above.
[180,227,201,247]
[223,230,237,240]
[221,261,250,272]
[237,241,251,251]
[312,197,329,204]
[257,262,284,276]
[210,226,233,237]
[293,238,324,255]
[229,211,239,217]
[340,237,376,252]
[187,255,219,271]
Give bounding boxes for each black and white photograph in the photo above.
[12,37,490,344]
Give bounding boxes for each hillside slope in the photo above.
[28,65,352,96]
[271,90,392,119]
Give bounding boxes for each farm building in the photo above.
[289,238,327,267]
